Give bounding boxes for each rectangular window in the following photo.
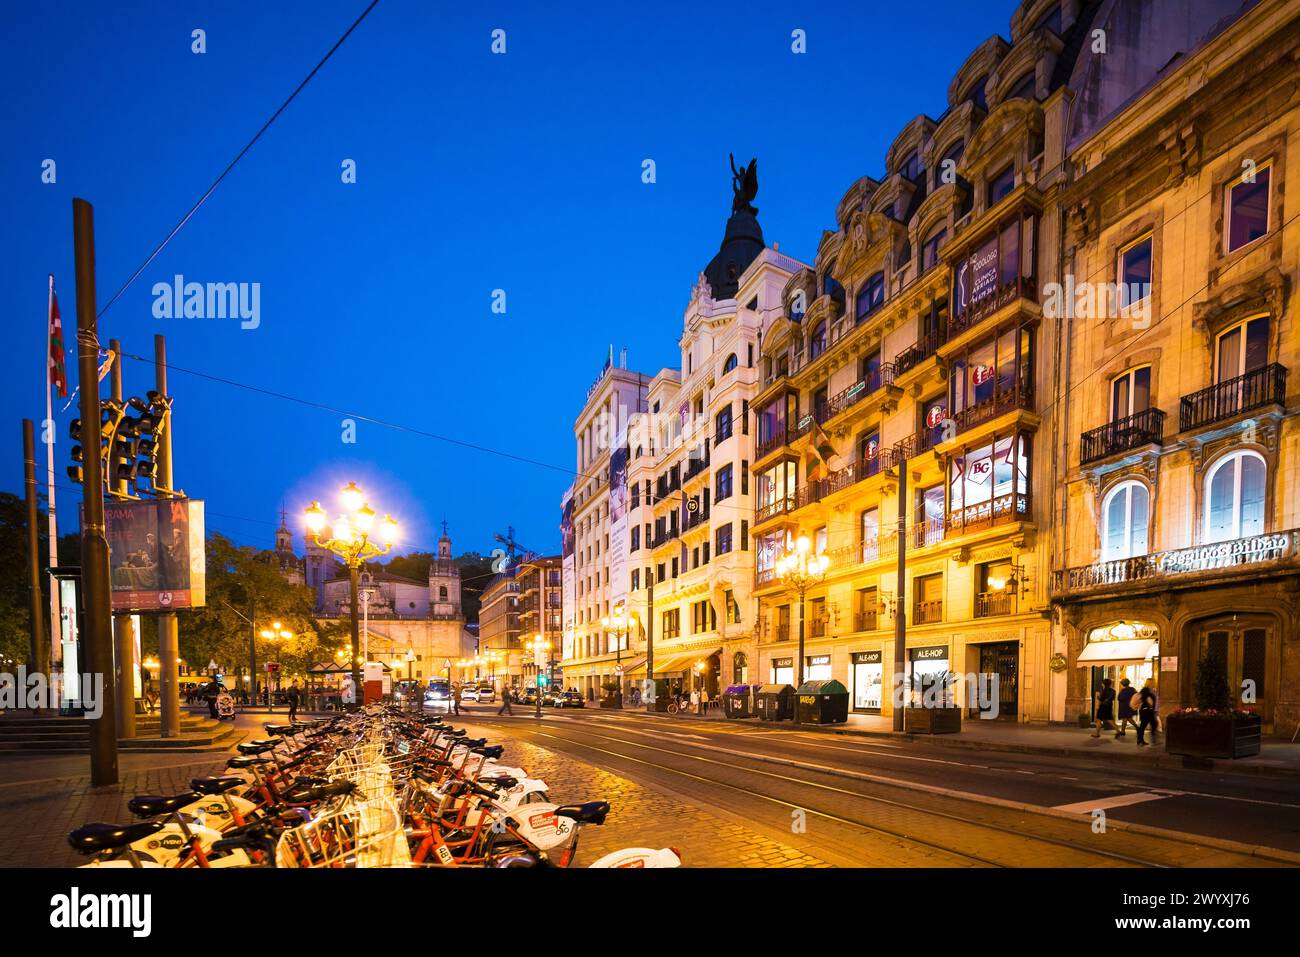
[1118,234,1153,312]
[716,522,733,555]
[860,507,880,561]
[662,609,680,640]
[1226,164,1271,253]
[914,573,944,624]
[771,657,794,686]
[988,164,1015,205]
[716,463,734,501]
[806,654,832,680]
[725,590,740,624]
[631,569,640,591]
[742,400,750,435]
[809,598,827,638]
[630,526,640,551]
[715,405,733,443]
[671,557,679,578]
[922,229,946,271]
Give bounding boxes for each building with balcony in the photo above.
[560,353,652,700]
[515,554,563,687]
[748,0,1102,723]
[619,241,804,700]
[1050,0,1300,735]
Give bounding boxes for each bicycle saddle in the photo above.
[227,755,272,768]
[248,738,280,748]
[127,791,199,817]
[237,741,275,756]
[190,776,246,796]
[481,775,518,789]
[461,737,487,749]
[68,820,165,853]
[554,801,610,825]
[471,744,504,759]
[264,724,297,735]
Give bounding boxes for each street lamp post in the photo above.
[776,535,830,723]
[259,621,293,709]
[526,634,550,719]
[304,483,399,710]
[600,604,636,708]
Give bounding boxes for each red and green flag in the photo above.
[49,277,67,398]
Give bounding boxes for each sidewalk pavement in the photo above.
[646,707,1300,779]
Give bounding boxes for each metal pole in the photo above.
[155,334,180,738]
[109,339,135,739]
[44,274,62,678]
[893,460,908,732]
[348,562,362,708]
[23,420,49,677]
[248,594,256,709]
[645,569,655,710]
[73,198,118,786]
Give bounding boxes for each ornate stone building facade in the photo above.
[747,0,1299,734]
[1050,0,1300,735]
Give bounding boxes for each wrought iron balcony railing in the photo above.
[1179,364,1286,432]
[1080,408,1165,465]
[974,591,1013,618]
[1052,530,1298,595]
[913,599,943,625]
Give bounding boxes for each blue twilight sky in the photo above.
[0,0,1015,559]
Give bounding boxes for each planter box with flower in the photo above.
[598,681,622,709]
[1165,653,1261,759]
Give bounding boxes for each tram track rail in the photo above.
[466,715,1284,868]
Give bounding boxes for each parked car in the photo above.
[549,689,584,709]
[460,686,482,702]
[475,684,496,703]
[519,687,539,705]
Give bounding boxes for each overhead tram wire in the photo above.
[96,0,383,320]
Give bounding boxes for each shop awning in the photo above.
[616,656,647,677]
[634,648,721,676]
[1076,638,1158,665]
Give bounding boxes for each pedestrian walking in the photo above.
[452,683,462,716]
[497,686,514,716]
[1116,678,1138,738]
[203,675,223,719]
[287,681,301,722]
[1091,678,1116,738]
[1137,678,1159,747]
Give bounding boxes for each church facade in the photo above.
[274,515,478,682]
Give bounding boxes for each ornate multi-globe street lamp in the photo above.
[776,535,830,720]
[305,483,398,709]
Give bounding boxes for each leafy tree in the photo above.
[384,551,431,581]
[177,533,346,683]
[1193,650,1232,712]
[0,492,49,667]
[455,551,495,625]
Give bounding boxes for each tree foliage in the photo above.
[177,533,346,680]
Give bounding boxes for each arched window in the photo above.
[810,320,828,359]
[1205,451,1266,543]
[1101,481,1149,561]
[722,353,738,373]
[439,585,449,601]
[856,272,885,322]
[733,651,748,685]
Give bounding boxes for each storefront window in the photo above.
[852,651,883,712]
[909,646,952,707]
[771,657,794,686]
[806,655,832,681]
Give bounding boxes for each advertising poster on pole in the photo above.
[103,498,207,611]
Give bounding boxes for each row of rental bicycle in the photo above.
[67,705,683,868]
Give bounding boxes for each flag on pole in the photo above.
[48,277,67,398]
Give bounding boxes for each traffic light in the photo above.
[65,392,173,499]
[538,674,550,686]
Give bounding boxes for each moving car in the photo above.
[460,686,482,702]
[474,684,496,703]
[425,680,451,704]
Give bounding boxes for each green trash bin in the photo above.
[795,679,850,724]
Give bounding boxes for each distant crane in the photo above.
[492,526,538,572]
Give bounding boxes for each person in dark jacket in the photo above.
[203,677,224,718]
[497,686,514,716]
[1091,678,1116,738]
[287,681,301,722]
[1115,678,1138,738]
[1136,679,1159,747]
